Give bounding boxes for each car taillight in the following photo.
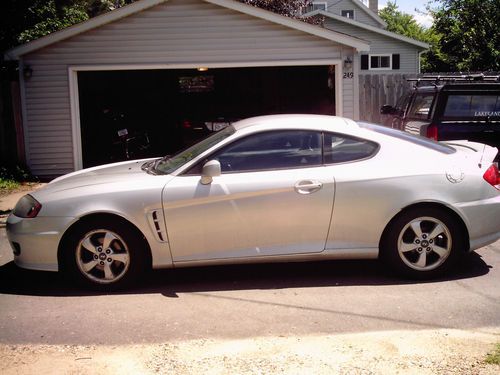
[426,123,438,141]
[183,120,191,129]
[483,164,500,190]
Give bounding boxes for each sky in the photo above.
[376,0,435,27]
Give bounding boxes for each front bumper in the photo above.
[6,214,76,272]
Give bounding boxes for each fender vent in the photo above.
[147,209,168,243]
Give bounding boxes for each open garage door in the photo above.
[77,66,336,168]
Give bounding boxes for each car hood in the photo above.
[32,158,171,202]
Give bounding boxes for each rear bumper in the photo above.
[455,194,500,251]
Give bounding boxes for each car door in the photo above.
[162,130,335,263]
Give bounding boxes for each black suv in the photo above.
[381,75,500,159]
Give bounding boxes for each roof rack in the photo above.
[407,74,500,87]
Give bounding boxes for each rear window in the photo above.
[443,94,500,118]
[358,122,456,154]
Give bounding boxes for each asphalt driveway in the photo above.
[0,236,498,345]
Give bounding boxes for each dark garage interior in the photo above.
[78,66,336,168]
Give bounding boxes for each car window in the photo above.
[396,92,412,115]
[408,94,435,120]
[207,130,322,173]
[443,94,500,118]
[324,133,378,164]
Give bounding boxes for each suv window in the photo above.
[408,94,435,120]
[210,130,322,173]
[443,94,500,118]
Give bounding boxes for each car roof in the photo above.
[232,114,359,133]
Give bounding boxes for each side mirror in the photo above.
[200,160,221,185]
[380,104,396,115]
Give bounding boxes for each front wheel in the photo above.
[381,208,466,279]
[63,220,147,290]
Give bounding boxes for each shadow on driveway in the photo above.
[0,252,491,298]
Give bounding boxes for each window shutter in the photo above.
[392,54,400,70]
[361,55,369,70]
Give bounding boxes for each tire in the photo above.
[381,207,466,279]
[62,219,147,290]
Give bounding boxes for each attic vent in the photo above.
[147,209,168,243]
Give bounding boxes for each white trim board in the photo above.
[68,60,344,171]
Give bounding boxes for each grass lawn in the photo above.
[0,177,20,194]
[485,343,500,365]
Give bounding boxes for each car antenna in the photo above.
[478,143,486,168]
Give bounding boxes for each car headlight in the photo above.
[13,195,42,218]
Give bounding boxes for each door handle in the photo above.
[294,180,323,194]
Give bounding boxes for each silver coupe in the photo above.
[7,115,500,289]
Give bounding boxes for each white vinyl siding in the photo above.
[326,0,381,27]
[21,0,349,176]
[324,19,421,74]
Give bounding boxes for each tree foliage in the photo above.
[379,1,428,43]
[378,1,447,72]
[240,0,309,17]
[430,0,500,71]
[1,1,135,54]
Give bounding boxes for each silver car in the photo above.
[7,115,500,289]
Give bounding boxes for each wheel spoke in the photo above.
[432,245,449,258]
[410,221,423,238]
[415,251,427,268]
[110,253,129,264]
[103,263,115,280]
[81,238,98,254]
[428,224,445,241]
[82,259,99,272]
[400,241,417,253]
[102,232,117,250]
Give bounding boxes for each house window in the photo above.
[304,1,327,13]
[369,54,392,70]
[341,10,354,19]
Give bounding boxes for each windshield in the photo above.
[154,126,236,174]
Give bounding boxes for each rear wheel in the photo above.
[63,220,146,290]
[381,208,466,279]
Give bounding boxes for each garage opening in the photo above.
[77,65,336,168]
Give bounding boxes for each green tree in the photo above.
[379,1,428,42]
[1,1,135,54]
[240,0,310,17]
[379,1,448,72]
[430,0,500,71]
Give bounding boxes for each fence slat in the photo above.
[359,73,416,125]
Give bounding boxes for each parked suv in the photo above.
[381,75,500,160]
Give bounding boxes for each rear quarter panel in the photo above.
[325,140,498,250]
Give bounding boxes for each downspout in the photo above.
[418,50,424,73]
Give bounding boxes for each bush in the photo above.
[0,164,38,190]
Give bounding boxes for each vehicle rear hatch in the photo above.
[436,84,500,155]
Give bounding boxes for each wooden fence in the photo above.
[358,74,416,125]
